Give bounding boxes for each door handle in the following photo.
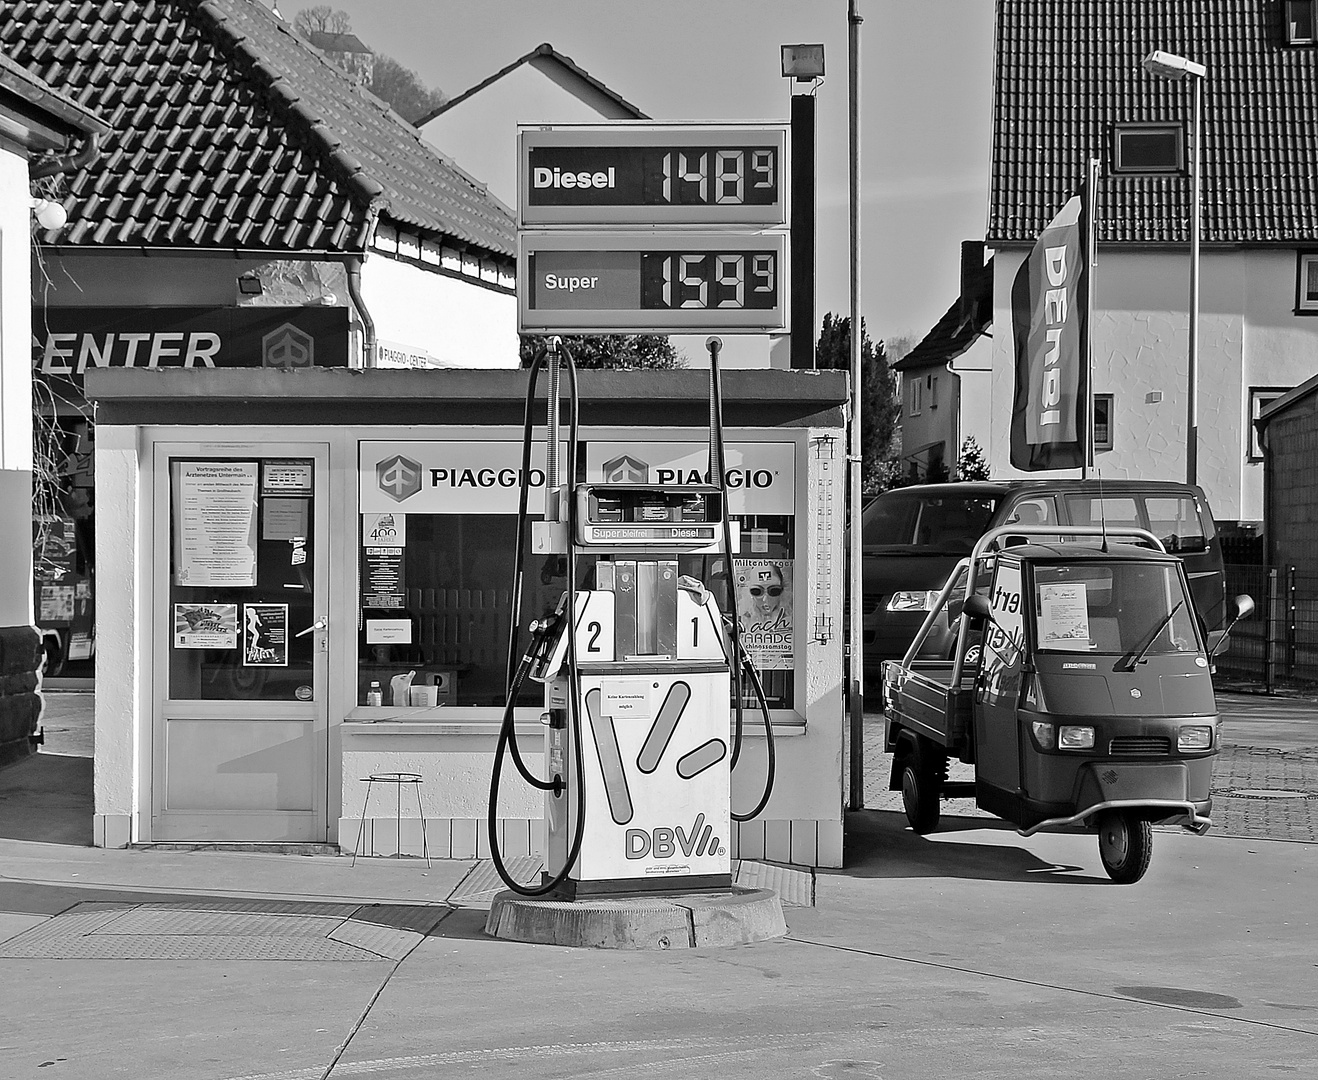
[295,617,328,638]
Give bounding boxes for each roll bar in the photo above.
[898,526,1167,688]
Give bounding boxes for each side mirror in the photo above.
[964,594,991,620]
[1208,595,1255,657]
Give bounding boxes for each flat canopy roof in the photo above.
[85,367,849,429]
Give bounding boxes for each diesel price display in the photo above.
[517,232,788,334]
[518,123,788,226]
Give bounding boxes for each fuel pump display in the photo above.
[487,337,775,899]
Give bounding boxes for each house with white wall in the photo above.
[416,42,648,212]
[895,241,993,482]
[982,0,1318,529]
[3,0,521,688]
[0,54,107,763]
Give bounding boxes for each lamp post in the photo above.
[1142,49,1206,486]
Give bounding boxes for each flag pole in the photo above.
[1083,157,1100,477]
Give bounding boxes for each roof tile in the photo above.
[6,0,514,257]
[991,0,1318,245]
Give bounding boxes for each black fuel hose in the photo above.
[732,641,776,822]
[488,342,587,897]
[707,336,775,820]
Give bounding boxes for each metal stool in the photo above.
[352,772,430,866]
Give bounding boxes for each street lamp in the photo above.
[1142,49,1206,486]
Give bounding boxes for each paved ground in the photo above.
[0,689,1314,1079]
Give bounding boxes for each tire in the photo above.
[1097,810,1153,884]
[40,633,67,679]
[900,740,944,834]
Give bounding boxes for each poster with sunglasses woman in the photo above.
[735,559,792,670]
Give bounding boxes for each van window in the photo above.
[1064,496,1140,531]
[862,492,1001,554]
[1004,497,1059,527]
[1145,496,1209,554]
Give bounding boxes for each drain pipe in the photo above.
[345,254,376,368]
[31,133,102,180]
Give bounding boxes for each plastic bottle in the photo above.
[366,681,383,707]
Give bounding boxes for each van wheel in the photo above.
[900,740,943,834]
[1097,810,1153,884]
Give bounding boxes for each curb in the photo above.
[485,886,787,949]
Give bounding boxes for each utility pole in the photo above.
[846,0,865,811]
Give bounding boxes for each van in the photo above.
[861,480,1225,679]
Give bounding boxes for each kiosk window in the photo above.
[356,511,797,711]
[167,458,315,701]
[358,513,562,708]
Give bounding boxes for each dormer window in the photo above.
[1298,252,1318,313]
[1286,0,1316,44]
[1112,123,1184,173]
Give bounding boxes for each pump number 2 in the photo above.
[574,592,616,662]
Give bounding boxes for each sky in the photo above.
[296,0,996,351]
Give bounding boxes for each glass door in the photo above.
[151,443,330,841]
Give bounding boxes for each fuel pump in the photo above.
[488,338,775,899]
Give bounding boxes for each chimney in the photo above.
[959,240,986,323]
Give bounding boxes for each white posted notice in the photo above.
[174,461,259,586]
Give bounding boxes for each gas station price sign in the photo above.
[518,231,788,334]
[519,124,788,226]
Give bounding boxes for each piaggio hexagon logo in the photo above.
[377,454,422,502]
[262,323,314,369]
[602,454,648,484]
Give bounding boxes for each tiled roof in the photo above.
[990,0,1318,246]
[3,0,515,256]
[0,49,109,140]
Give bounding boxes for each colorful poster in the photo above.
[174,461,258,586]
[1010,195,1089,471]
[734,558,793,670]
[173,603,239,649]
[362,548,406,608]
[243,603,288,667]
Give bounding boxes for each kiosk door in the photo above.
[151,444,330,842]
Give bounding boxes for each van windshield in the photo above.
[862,492,1001,554]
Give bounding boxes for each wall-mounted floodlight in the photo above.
[781,44,825,81]
[238,274,264,295]
[29,198,68,231]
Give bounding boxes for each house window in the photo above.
[1297,252,1318,313]
[909,377,923,416]
[1286,0,1316,43]
[930,375,939,410]
[1112,123,1184,173]
[1248,387,1288,461]
[1093,394,1114,451]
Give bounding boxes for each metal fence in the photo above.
[1217,564,1318,691]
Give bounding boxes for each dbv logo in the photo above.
[625,813,721,860]
[377,455,422,502]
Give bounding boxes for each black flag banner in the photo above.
[1009,196,1088,471]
